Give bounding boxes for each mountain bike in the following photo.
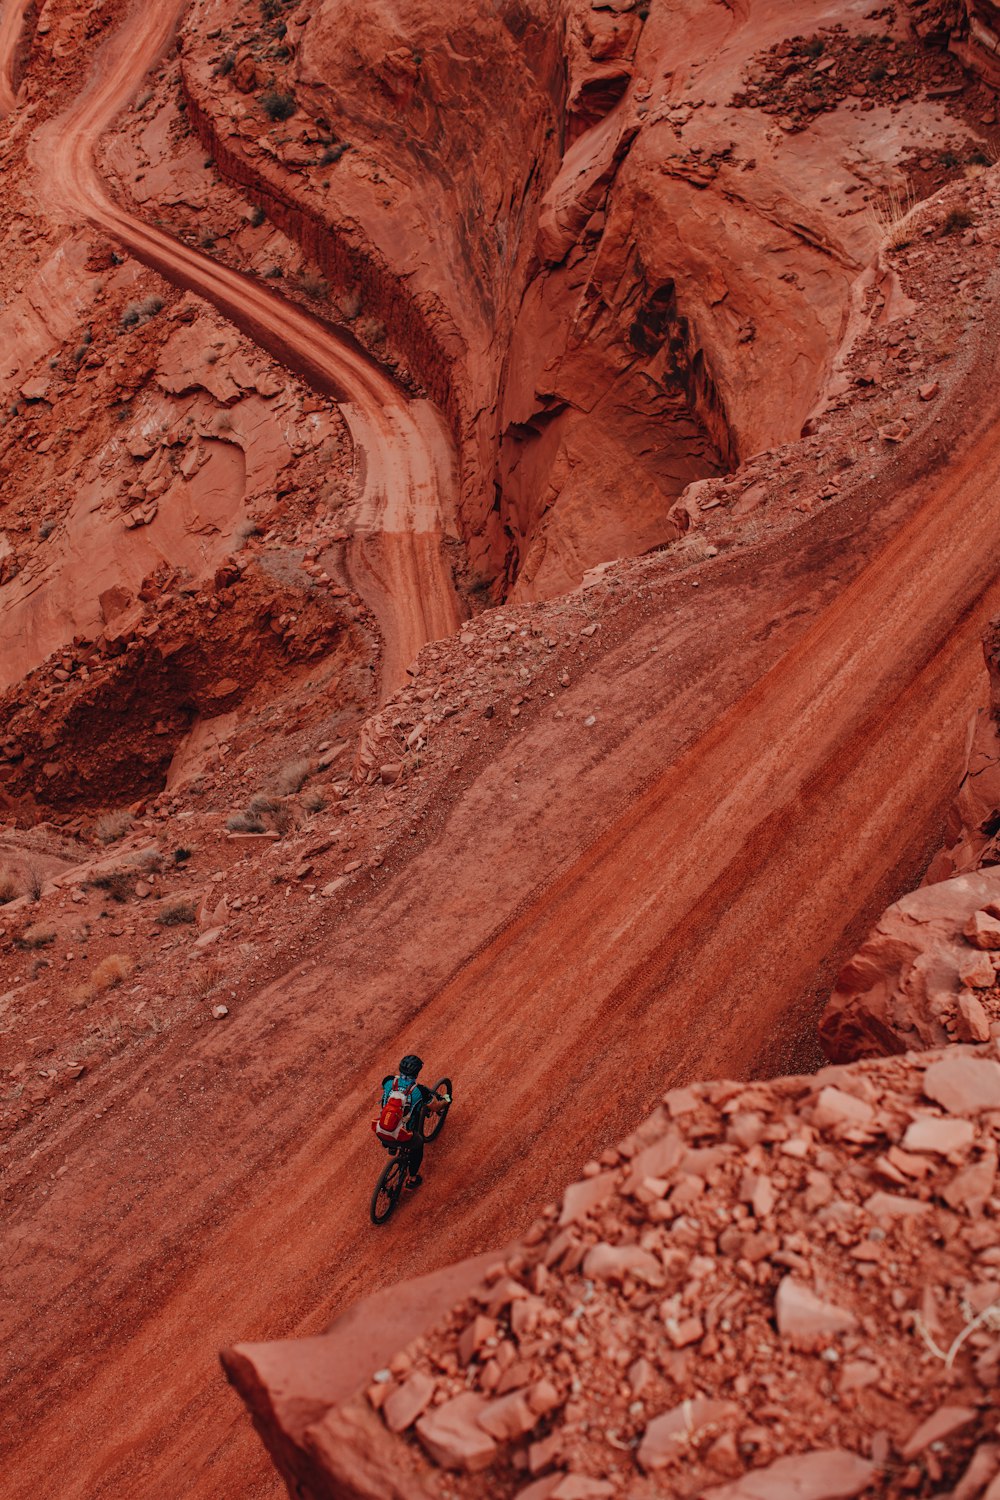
[370,1077,452,1226]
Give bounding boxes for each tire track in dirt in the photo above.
[6,346,1000,1497]
[26,0,463,696]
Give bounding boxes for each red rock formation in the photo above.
[5,0,1000,1496]
[822,622,1000,1061]
[820,867,1000,1059]
[224,1044,1000,1498]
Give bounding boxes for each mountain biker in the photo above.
[376,1053,446,1189]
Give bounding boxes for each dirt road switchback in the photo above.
[28,0,463,696]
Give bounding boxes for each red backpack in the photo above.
[373,1077,415,1145]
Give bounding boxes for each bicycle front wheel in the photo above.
[370,1155,407,1225]
[421,1077,453,1142]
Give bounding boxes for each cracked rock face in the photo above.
[820,868,1000,1060]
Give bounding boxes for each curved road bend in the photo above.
[5,363,1000,1497]
[28,0,463,695]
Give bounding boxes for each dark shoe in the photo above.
[405,1174,423,1190]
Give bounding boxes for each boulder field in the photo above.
[2,0,1000,1496]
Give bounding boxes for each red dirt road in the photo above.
[27,0,462,697]
[4,343,1000,1496]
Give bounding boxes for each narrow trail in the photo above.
[27,0,463,696]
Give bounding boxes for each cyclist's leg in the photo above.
[407,1134,424,1179]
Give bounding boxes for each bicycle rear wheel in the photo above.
[370,1155,406,1225]
[421,1077,452,1142]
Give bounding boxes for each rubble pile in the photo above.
[228,1042,1000,1499]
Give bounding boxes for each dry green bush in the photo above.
[18,922,55,949]
[95,810,132,845]
[87,870,136,904]
[226,811,266,833]
[274,757,311,795]
[941,205,975,235]
[260,89,296,121]
[270,802,294,835]
[0,868,19,904]
[156,898,197,926]
[247,793,281,815]
[120,295,164,329]
[302,789,326,814]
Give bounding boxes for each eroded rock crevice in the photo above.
[0,562,366,811]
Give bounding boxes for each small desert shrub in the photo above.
[302,788,326,814]
[867,181,918,249]
[247,793,282,815]
[218,51,236,76]
[357,315,386,347]
[191,957,226,996]
[270,802,294,835]
[89,953,134,993]
[320,142,348,165]
[137,850,164,874]
[173,847,192,865]
[25,864,43,903]
[236,518,263,545]
[248,204,266,228]
[156,898,197,926]
[95,810,132,845]
[260,89,297,121]
[226,811,266,833]
[18,922,55,949]
[299,272,329,302]
[87,870,135,904]
[37,518,55,540]
[274,757,311,795]
[0,868,18,904]
[120,295,165,329]
[941,206,974,235]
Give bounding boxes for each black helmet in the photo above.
[399,1054,423,1078]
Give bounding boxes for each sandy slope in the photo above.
[4,328,1000,1495]
[25,0,462,697]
